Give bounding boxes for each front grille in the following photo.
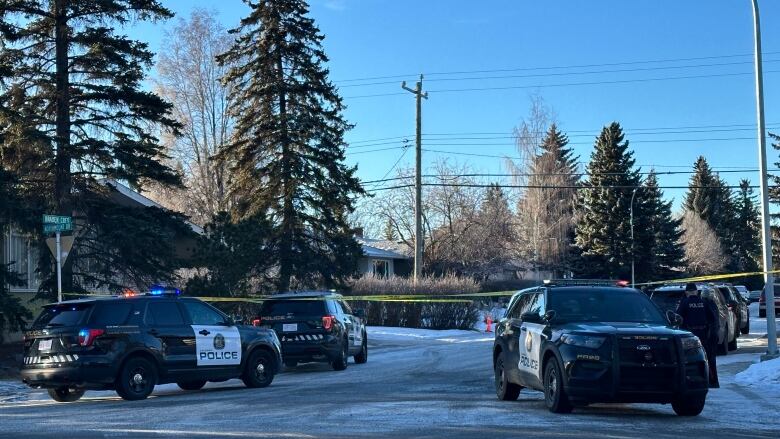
[617,336,677,365]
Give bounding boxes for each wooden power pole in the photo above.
[402,75,427,283]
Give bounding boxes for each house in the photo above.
[356,236,413,278]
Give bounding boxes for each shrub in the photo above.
[345,274,481,330]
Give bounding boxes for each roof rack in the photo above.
[542,279,629,287]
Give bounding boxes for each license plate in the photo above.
[282,323,297,332]
[38,339,52,351]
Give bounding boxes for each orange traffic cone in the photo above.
[485,315,493,333]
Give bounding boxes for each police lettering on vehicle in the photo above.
[192,325,242,366]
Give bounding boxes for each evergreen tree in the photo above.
[0,168,32,342]
[732,179,761,288]
[383,218,398,241]
[574,122,653,281]
[643,171,685,279]
[217,0,365,292]
[768,132,780,267]
[0,1,189,296]
[683,156,737,270]
[519,124,579,275]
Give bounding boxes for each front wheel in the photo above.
[177,380,207,391]
[741,315,750,335]
[115,357,157,401]
[672,395,706,416]
[354,335,368,364]
[494,351,521,401]
[543,360,573,413]
[242,349,275,388]
[728,326,738,351]
[47,387,85,402]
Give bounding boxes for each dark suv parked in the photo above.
[21,292,282,402]
[713,284,749,336]
[254,292,367,370]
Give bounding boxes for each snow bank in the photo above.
[734,357,780,391]
[367,326,487,341]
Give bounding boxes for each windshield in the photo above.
[259,299,327,317]
[32,303,92,329]
[548,289,666,324]
[650,291,684,313]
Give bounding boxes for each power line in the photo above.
[369,146,411,188]
[344,70,780,99]
[366,183,773,192]
[362,169,776,185]
[334,50,780,83]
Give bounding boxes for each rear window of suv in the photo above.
[32,303,93,329]
[650,290,684,312]
[260,299,327,317]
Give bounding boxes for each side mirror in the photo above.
[544,310,557,322]
[355,309,366,319]
[666,310,682,327]
[520,311,541,323]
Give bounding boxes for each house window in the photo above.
[371,259,390,278]
[4,229,40,291]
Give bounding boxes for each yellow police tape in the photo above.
[59,268,777,304]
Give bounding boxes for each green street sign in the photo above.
[43,214,72,233]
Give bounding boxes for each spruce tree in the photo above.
[732,179,761,288]
[0,1,188,295]
[520,124,579,275]
[0,168,32,342]
[683,156,737,270]
[574,122,652,280]
[217,0,365,292]
[643,171,684,279]
[768,132,780,266]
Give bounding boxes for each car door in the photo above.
[144,300,193,373]
[497,293,530,385]
[517,292,545,387]
[339,300,364,353]
[180,300,243,375]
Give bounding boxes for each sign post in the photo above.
[43,215,73,302]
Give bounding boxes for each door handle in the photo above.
[198,329,211,336]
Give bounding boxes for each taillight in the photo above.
[322,315,336,331]
[252,318,261,327]
[78,329,105,346]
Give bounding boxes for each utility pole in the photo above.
[402,75,427,283]
[751,0,778,359]
[630,188,639,288]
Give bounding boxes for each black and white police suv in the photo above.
[253,291,367,370]
[20,290,282,402]
[492,280,709,416]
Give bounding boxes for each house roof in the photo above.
[99,179,204,235]
[358,237,412,260]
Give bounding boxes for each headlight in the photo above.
[561,334,606,349]
[681,336,702,351]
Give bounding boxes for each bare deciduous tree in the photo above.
[681,211,728,275]
[149,8,234,224]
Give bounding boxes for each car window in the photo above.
[509,294,529,319]
[89,303,133,326]
[526,293,544,318]
[182,301,227,326]
[32,303,92,329]
[339,300,353,315]
[146,302,185,326]
[259,299,327,317]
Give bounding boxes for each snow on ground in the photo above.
[367,326,491,342]
[735,356,780,391]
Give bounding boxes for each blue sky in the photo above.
[131,0,780,210]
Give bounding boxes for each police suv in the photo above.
[493,280,709,416]
[21,290,282,402]
[253,291,367,370]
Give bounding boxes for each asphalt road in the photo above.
[1,317,778,439]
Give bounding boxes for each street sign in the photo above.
[42,214,72,233]
[46,236,75,269]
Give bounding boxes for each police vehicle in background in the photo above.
[21,289,282,402]
[493,280,709,416]
[253,291,367,370]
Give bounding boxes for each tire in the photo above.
[672,395,706,416]
[47,387,85,403]
[543,359,573,413]
[759,309,766,318]
[177,380,207,391]
[331,338,349,371]
[728,325,738,351]
[115,357,157,401]
[242,349,275,388]
[494,351,521,401]
[741,314,750,335]
[717,326,728,356]
[354,335,368,364]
